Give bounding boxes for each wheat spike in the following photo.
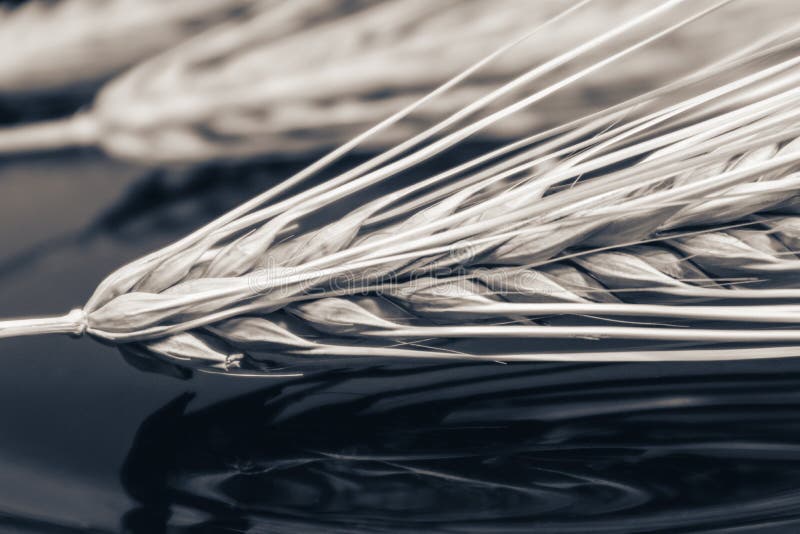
[0,0,258,95]
[0,0,798,163]
[3,2,800,376]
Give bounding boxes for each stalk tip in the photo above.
[0,308,87,340]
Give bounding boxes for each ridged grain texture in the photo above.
[3,1,800,376]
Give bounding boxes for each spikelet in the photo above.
[4,2,800,376]
[1,0,799,163]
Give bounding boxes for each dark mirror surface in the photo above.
[2,148,800,533]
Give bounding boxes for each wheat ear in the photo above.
[3,2,800,374]
[0,0,259,95]
[1,0,798,163]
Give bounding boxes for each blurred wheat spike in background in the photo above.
[0,0,798,163]
[0,0,261,95]
[3,1,800,377]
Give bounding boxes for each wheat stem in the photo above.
[0,309,85,339]
[0,114,97,156]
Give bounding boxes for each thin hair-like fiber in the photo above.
[3,1,800,376]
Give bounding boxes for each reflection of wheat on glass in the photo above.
[4,1,800,376]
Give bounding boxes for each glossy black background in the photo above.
[2,143,800,534]
[2,2,800,528]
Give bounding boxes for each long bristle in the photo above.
[3,2,800,373]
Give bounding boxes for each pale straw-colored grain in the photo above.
[0,0,798,163]
[3,2,800,375]
[0,0,258,95]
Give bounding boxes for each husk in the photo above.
[3,2,800,375]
